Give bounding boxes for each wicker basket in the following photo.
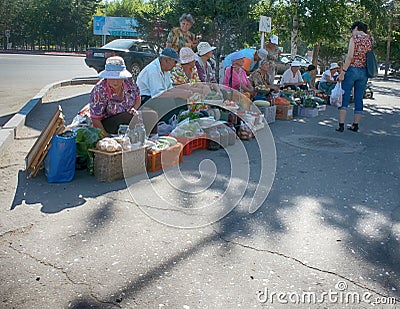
[89,146,146,182]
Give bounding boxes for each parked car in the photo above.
[85,39,158,80]
[275,53,313,75]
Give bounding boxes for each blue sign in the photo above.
[94,16,139,36]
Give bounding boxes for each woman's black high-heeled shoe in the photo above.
[336,123,344,132]
[348,123,359,132]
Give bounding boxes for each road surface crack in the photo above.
[8,243,89,287]
[213,229,400,302]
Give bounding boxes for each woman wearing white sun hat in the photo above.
[90,56,141,136]
[90,56,157,136]
[318,62,340,95]
[171,47,201,85]
[195,42,217,83]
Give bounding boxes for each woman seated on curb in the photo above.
[222,51,254,95]
[302,64,318,91]
[318,62,340,95]
[249,60,280,98]
[171,47,201,85]
[90,56,157,136]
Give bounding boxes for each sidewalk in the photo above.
[0,78,399,308]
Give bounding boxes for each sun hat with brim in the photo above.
[231,51,245,62]
[161,47,181,63]
[291,61,302,67]
[180,47,196,64]
[197,42,216,56]
[98,56,132,79]
[330,62,339,70]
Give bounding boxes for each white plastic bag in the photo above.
[330,82,344,107]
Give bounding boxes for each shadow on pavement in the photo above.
[10,169,127,213]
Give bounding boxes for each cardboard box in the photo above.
[275,105,294,120]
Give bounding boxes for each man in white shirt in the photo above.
[137,48,180,104]
[280,61,307,90]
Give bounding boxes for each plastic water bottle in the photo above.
[134,111,146,146]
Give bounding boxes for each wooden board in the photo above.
[25,106,65,178]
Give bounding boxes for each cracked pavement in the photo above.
[0,79,400,308]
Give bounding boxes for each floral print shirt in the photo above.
[90,79,140,119]
[171,64,200,85]
[166,27,196,52]
[249,68,272,88]
[351,34,372,68]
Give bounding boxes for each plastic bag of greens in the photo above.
[75,127,104,169]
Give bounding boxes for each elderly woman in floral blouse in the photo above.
[166,13,198,52]
[90,56,157,136]
[249,60,279,95]
[171,47,200,85]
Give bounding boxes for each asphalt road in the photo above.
[0,78,399,308]
[0,53,96,123]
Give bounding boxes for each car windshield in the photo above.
[295,56,309,64]
[102,39,134,49]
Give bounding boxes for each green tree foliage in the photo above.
[0,0,100,50]
[1,0,399,71]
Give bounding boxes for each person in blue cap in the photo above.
[137,48,181,104]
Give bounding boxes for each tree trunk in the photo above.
[311,40,321,85]
[384,19,392,81]
[290,0,299,59]
[291,14,298,59]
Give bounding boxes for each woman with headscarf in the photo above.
[166,13,198,52]
[222,51,254,94]
[336,21,372,132]
[249,60,280,94]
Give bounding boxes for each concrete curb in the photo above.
[0,77,99,155]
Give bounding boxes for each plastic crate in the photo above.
[146,143,183,172]
[174,133,207,156]
[259,105,276,124]
[299,106,319,118]
[89,146,147,182]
